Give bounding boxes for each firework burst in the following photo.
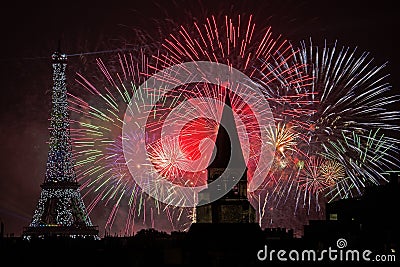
[256,38,400,220]
[319,159,345,187]
[265,122,298,157]
[69,51,196,235]
[296,39,400,200]
[321,129,399,201]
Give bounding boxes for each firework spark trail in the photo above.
[69,50,194,235]
[296,40,400,201]
[252,46,317,218]
[255,38,400,221]
[319,159,345,187]
[296,39,400,139]
[297,156,329,209]
[152,15,313,222]
[321,129,399,201]
[265,123,298,157]
[154,14,306,88]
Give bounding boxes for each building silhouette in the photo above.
[22,50,98,239]
[195,91,257,224]
[304,172,399,253]
[0,219,4,239]
[189,91,262,266]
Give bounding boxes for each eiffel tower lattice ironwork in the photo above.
[22,50,99,239]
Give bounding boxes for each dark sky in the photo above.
[0,0,398,236]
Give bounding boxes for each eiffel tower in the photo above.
[22,49,99,239]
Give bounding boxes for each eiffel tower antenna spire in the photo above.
[58,39,61,51]
[23,49,99,239]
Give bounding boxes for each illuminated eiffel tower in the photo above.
[22,49,99,239]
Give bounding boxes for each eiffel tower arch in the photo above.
[22,50,99,239]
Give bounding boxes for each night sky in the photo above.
[0,0,398,237]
